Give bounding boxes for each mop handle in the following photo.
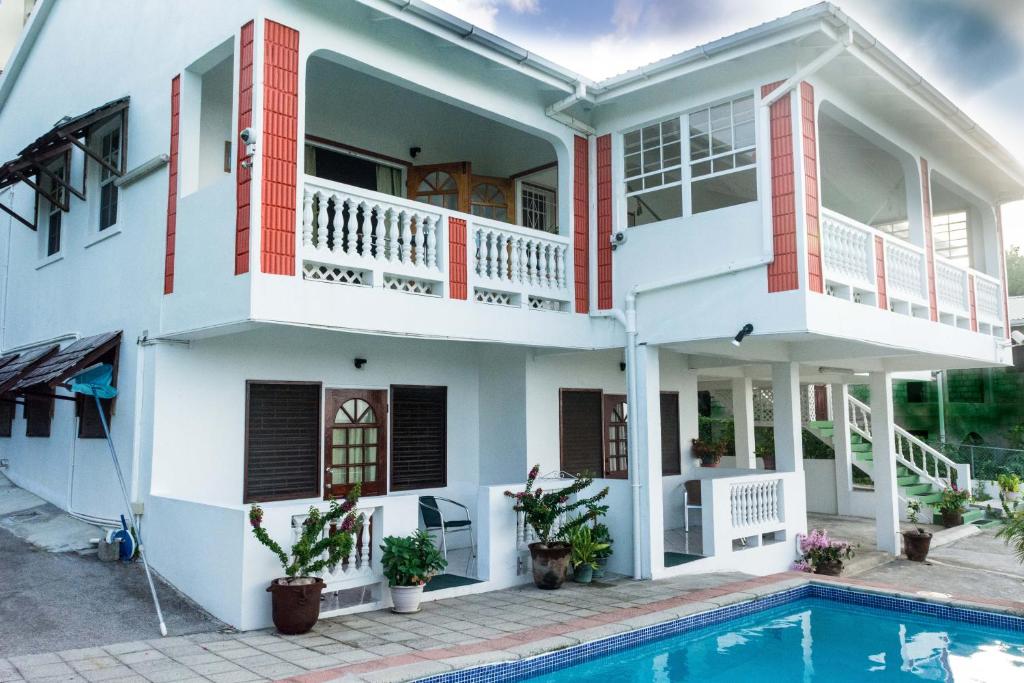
[95,393,168,636]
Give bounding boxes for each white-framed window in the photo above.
[41,157,67,258]
[933,211,969,265]
[521,183,557,233]
[624,118,683,227]
[96,120,122,231]
[688,94,757,214]
[304,141,405,198]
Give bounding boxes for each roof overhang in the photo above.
[11,331,122,395]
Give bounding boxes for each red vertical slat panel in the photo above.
[449,217,467,300]
[573,135,590,313]
[235,20,255,275]
[596,134,613,310]
[920,158,939,321]
[996,208,1011,338]
[763,82,798,292]
[164,75,180,295]
[968,274,978,332]
[260,19,299,276]
[801,82,823,293]
[875,236,887,311]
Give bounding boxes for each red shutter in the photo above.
[596,134,613,309]
[235,20,255,275]
[764,82,798,292]
[875,236,888,310]
[573,135,590,313]
[920,158,939,321]
[449,217,467,300]
[801,83,823,293]
[260,19,299,276]
[164,75,180,295]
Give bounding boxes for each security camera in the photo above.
[239,128,256,144]
[610,229,628,251]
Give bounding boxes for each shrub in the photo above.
[504,465,609,546]
[380,530,447,587]
[791,529,855,572]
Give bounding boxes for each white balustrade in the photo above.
[729,478,780,529]
[973,274,1003,326]
[884,241,928,305]
[290,504,382,590]
[822,210,875,290]
[934,257,970,315]
[470,217,572,307]
[698,470,797,558]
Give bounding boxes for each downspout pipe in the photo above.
[546,81,596,136]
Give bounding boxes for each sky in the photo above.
[429,0,1024,249]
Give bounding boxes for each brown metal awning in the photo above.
[11,331,122,394]
[0,345,59,395]
[0,97,129,230]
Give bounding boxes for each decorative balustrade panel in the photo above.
[290,505,380,588]
[884,242,927,303]
[472,220,571,303]
[935,259,970,314]
[822,213,875,288]
[302,180,442,274]
[728,478,781,530]
[974,276,1003,324]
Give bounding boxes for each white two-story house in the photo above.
[0,0,1020,631]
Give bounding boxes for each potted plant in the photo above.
[998,473,1021,502]
[249,486,363,635]
[791,529,855,576]
[756,443,776,470]
[902,499,932,562]
[691,438,724,468]
[505,465,609,590]
[591,522,613,579]
[933,483,972,527]
[380,529,447,613]
[568,523,609,584]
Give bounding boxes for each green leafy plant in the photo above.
[906,499,925,531]
[932,483,972,515]
[380,530,447,587]
[249,485,363,579]
[568,523,609,570]
[973,482,993,502]
[591,522,613,560]
[504,465,609,546]
[997,505,1024,564]
[998,473,1021,494]
[691,438,724,466]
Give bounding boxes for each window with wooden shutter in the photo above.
[560,389,604,477]
[660,392,681,475]
[78,397,113,439]
[0,396,14,437]
[24,394,53,437]
[325,389,388,498]
[390,385,446,491]
[603,394,628,479]
[244,382,321,503]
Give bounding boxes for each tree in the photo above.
[1006,246,1024,297]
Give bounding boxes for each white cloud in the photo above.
[426,0,539,32]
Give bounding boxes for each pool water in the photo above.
[524,598,1024,682]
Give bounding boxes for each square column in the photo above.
[635,344,665,578]
[830,383,855,515]
[731,377,756,468]
[870,372,901,554]
[771,362,804,472]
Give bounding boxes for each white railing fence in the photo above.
[934,256,970,324]
[699,470,798,558]
[729,478,781,530]
[470,218,572,311]
[290,503,382,591]
[822,211,876,295]
[973,273,1005,333]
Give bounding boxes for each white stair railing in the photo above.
[847,396,970,492]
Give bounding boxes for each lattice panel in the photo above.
[302,261,368,286]
[528,296,565,312]
[474,289,515,306]
[383,276,437,296]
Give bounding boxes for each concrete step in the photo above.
[841,549,894,578]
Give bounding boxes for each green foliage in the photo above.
[691,438,724,466]
[567,524,609,570]
[380,530,447,587]
[996,506,1024,564]
[906,499,923,526]
[998,473,1021,494]
[249,485,363,578]
[1006,246,1024,297]
[504,465,609,545]
[932,484,972,515]
[591,522,613,559]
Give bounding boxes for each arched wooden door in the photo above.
[324,389,387,498]
[407,162,471,213]
[604,394,628,479]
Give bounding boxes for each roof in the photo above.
[11,331,121,392]
[0,344,58,394]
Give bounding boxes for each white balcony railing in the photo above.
[290,502,383,593]
[821,209,1004,335]
[697,470,799,558]
[299,176,573,310]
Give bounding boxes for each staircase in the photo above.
[805,397,986,526]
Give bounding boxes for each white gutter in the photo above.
[545,81,596,136]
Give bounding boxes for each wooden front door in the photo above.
[324,389,387,498]
[813,385,829,421]
[470,175,515,223]
[407,162,471,213]
[604,394,628,479]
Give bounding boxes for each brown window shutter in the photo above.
[78,396,113,439]
[390,386,447,491]
[24,395,53,438]
[0,396,14,437]
[660,392,681,475]
[560,389,603,477]
[244,382,321,503]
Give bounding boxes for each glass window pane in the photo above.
[624,130,641,155]
[350,446,363,464]
[365,465,377,482]
[644,173,664,189]
[626,178,643,193]
[663,141,681,167]
[710,102,731,129]
[331,468,346,484]
[663,168,682,184]
[692,168,757,215]
[626,186,682,227]
[662,118,681,143]
[642,148,661,173]
[734,121,755,149]
[690,135,709,161]
[691,161,712,178]
[713,155,734,173]
[625,153,641,178]
[711,128,732,155]
[689,110,709,135]
[733,96,754,122]
[642,124,660,149]
[735,150,756,167]
[333,429,347,446]
[351,468,363,483]
[350,429,363,445]
[364,427,378,445]
[332,447,347,465]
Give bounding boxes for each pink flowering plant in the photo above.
[933,482,972,516]
[249,484,363,579]
[791,528,855,573]
[505,465,609,546]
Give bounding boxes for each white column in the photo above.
[830,383,854,516]
[771,362,804,472]
[635,344,665,578]
[731,377,756,469]
[870,372,901,554]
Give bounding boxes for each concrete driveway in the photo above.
[0,474,225,658]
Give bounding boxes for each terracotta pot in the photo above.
[902,530,932,562]
[813,560,843,577]
[390,584,425,614]
[574,564,594,584]
[267,577,325,635]
[699,458,720,468]
[940,510,964,528]
[529,542,571,590]
[761,454,776,470]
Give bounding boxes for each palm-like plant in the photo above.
[997,502,1024,564]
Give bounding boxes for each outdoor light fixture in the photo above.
[731,323,754,347]
[1012,330,1024,346]
[409,146,421,159]
[354,358,367,369]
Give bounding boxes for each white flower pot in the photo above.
[390,584,425,614]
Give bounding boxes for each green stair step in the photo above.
[855,452,873,462]
[815,428,835,437]
[902,483,934,496]
[851,442,872,452]
[962,509,986,524]
[851,435,866,444]
[896,466,910,476]
[807,421,833,429]
[897,475,919,486]
[918,493,943,504]
[973,519,1002,529]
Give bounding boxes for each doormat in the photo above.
[664,551,703,567]
[425,573,484,592]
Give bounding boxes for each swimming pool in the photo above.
[419,584,1024,682]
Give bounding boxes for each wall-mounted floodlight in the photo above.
[731,323,754,347]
